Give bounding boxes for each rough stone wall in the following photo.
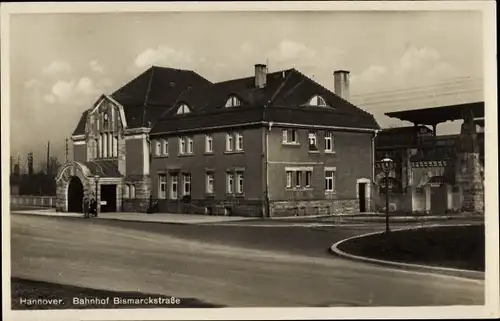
[456,153,484,213]
[121,174,151,212]
[269,198,359,217]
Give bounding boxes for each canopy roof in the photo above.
[385,102,484,125]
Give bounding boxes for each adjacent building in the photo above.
[56,64,380,217]
[373,102,485,215]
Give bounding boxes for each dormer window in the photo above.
[176,104,191,115]
[225,96,241,108]
[308,95,328,107]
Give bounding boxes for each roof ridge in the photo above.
[141,67,155,127]
[212,68,294,85]
[294,68,375,117]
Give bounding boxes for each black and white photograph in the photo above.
[1,2,498,320]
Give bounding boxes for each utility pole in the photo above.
[47,141,50,175]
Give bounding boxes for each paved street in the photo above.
[11,213,484,307]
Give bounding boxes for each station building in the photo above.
[55,64,381,217]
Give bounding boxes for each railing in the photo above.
[10,195,56,208]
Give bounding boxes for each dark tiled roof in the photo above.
[110,66,212,128]
[151,68,379,134]
[72,110,88,136]
[75,66,380,136]
[84,160,122,178]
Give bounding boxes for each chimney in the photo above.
[255,64,267,88]
[334,70,350,101]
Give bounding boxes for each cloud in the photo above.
[45,77,100,104]
[89,60,104,73]
[351,65,388,84]
[76,77,99,95]
[43,60,71,74]
[43,94,56,104]
[51,80,75,101]
[134,45,193,69]
[351,46,464,92]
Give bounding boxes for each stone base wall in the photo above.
[269,198,359,217]
[122,199,150,213]
[462,189,484,214]
[121,175,151,212]
[150,198,264,217]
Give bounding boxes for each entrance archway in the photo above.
[67,176,84,213]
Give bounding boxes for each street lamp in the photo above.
[94,175,100,217]
[380,155,394,234]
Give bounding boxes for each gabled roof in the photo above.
[152,68,379,134]
[84,160,122,178]
[73,65,380,136]
[72,110,89,136]
[110,66,212,128]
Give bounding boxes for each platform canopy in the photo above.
[474,118,485,128]
[385,101,484,126]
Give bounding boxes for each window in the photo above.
[183,174,191,195]
[129,185,136,199]
[206,173,214,194]
[179,137,186,155]
[113,136,118,157]
[282,129,298,144]
[103,112,109,129]
[225,96,241,108]
[170,175,178,199]
[155,140,161,156]
[123,185,130,199]
[308,132,318,151]
[325,170,336,192]
[205,134,213,153]
[187,137,194,154]
[98,134,103,158]
[93,139,98,159]
[305,171,312,187]
[176,104,191,115]
[325,132,334,152]
[107,133,114,157]
[226,173,234,193]
[96,114,100,130]
[158,174,167,199]
[286,171,293,188]
[162,140,168,155]
[295,171,302,187]
[103,133,108,158]
[236,172,244,194]
[308,95,327,107]
[235,132,243,151]
[226,133,233,151]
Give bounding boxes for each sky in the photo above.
[7,10,484,170]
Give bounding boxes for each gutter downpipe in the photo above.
[264,121,273,218]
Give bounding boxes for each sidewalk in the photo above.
[11,208,483,226]
[11,209,259,225]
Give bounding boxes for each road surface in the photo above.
[10,214,484,307]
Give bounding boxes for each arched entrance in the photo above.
[68,176,84,213]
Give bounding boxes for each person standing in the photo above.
[82,195,90,219]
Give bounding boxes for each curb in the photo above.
[329,223,485,281]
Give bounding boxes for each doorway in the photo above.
[100,184,117,212]
[358,183,367,213]
[67,176,84,213]
[430,184,447,215]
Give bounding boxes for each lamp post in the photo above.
[381,155,394,234]
[94,175,100,216]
